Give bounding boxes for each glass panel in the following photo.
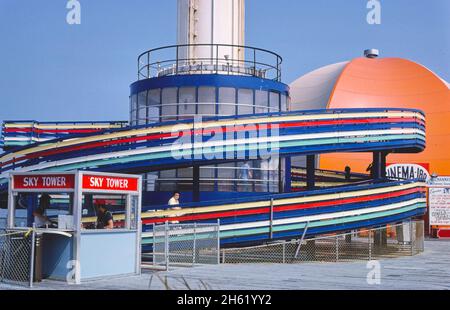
[238,89,254,115]
[131,94,138,123]
[146,173,158,192]
[219,87,236,116]
[81,194,127,230]
[130,195,138,230]
[137,91,147,122]
[198,87,216,116]
[179,87,196,119]
[161,87,178,121]
[217,163,236,192]
[160,170,176,179]
[255,90,269,114]
[131,94,137,112]
[147,89,160,106]
[268,157,280,192]
[159,182,177,192]
[148,107,160,124]
[200,166,215,178]
[13,193,74,229]
[270,91,280,112]
[281,94,288,112]
[178,168,193,178]
[237,162,254,192]
[258,160,270,193]
[147,89,161,124]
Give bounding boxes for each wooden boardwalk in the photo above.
[2,239,449,290]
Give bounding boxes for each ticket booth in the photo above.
[7,171,142,284]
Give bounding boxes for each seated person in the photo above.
[95,201,114,229]
[33,194,54,228]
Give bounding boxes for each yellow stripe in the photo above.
[4,124,124,129]
[0,111,424,162]
[79,182,423,223]
[138,182,422,219]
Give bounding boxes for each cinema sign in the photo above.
[386,163,430,182]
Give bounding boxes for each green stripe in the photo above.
[36,133,424,173]
[142,202,425,244]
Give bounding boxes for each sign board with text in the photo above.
[82,174,139,192]
[386,163,430,182]
[429,176,450,226]
[12,174,75,190]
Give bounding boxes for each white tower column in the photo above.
[177,0,245,66]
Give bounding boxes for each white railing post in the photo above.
[29,224,36,288]
[164,221,169,271]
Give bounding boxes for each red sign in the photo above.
[13,174,75,190]
[437,229,450,239]
[82,175,138,192]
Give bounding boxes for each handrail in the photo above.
[137,44,283,82]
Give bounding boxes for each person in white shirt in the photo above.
[168,192,180,209]
[168,191,181,224]
[33,194,52,228]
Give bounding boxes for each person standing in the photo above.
[95,201,114,230]
[168,192,181,209]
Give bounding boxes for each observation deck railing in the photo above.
[137,44,283,82]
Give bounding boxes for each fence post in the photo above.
[335,236,339,262]
[152,223,155,266]
[217,219,221,265]
[29,225,36,288]
[269,199,274,240]
[164,221,169,271]
[282,243,286,264]
[193,223,197,266]
[368,230,372,261]
[410,220,414,256]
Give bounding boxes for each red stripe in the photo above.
[142,187,423,225]
[1,116,422,168]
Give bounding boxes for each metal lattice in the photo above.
[0,229,35,288]
[221,221,425,264]
[151,222,220,269]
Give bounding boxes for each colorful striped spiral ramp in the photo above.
[0,108,427,248]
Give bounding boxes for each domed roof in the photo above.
[290,56,450,175]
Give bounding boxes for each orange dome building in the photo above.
[290,52,450,176]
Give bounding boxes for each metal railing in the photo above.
[0,228,36,288]
[221,221,425,264]
[138,44,283,81]
[147,221,220,270]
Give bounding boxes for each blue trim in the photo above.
[130,74,290,95]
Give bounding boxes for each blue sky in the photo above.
[0,0,448,122]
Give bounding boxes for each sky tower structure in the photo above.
[131,0,289,204]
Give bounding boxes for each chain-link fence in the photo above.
[221,221,425,264]
[0,229,35,288]
[0,218,6,230]
[150,222,220,270]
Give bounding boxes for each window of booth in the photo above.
[81,194,134,230]
[12,192,74,229]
